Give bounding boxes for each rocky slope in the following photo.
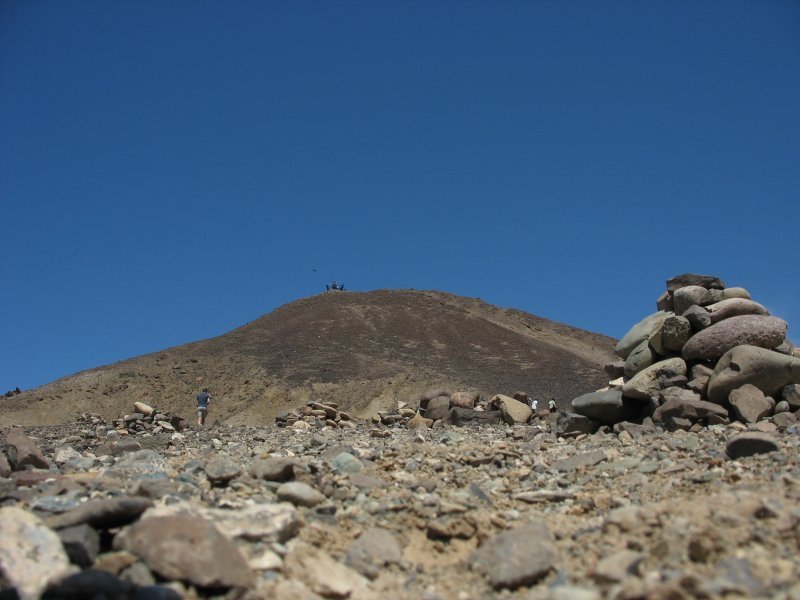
[1,409,799,600]
[1,290,615,427]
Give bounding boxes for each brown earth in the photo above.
[1,289,616,427]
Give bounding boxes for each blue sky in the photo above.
[2,1,799,392]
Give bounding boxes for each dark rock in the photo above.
[726,433,779,459]
[41,569,135,600]
[683,305,711,331]
[4,429,49,470]
[445,408,502,426]
[729,384,772,423]
[116,515,254,589]
[58,524,100,568]
[571,389,643,425]
[666,273,726,294]
[683,315,788,361]
[656,291,673,312]
[469,521,556,590]
[652,391,728,423]
[46,497,153,530]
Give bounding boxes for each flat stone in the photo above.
[285,542,368,599]
[615,311,670,359]
[116,515,254,588]
[623,358,687,400]
[108,449,165,477]
[345,527,402,580]
[0,507,73,600]
[729,384,772,423]
[556,412,598,436]
[490,394,532,424]
[427,516,476,540]
[5,428,49,470]
[707,345,800,402]
[772,412,797,428]
[469,520,556,590]
[54,446,83,466]
[205,455,242,484]
[683,315,788,361]
[551,450,606,472]
[726,432,779,459]
[667,273,725,293]
[571,389,643,425]
[653,391,729,423]
[248,457,298,481]
[45,497,153,530]
[276,481,326,507]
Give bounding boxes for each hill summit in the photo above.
[1,290,615,426]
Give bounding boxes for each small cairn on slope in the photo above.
[109,401,188,436]
[570,273,800,433]
[276,401,356,430]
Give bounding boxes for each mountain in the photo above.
[0,290,616,426]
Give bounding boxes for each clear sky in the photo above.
[2,1,799,392]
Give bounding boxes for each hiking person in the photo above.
[196,388,211,426]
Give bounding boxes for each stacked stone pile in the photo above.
[374,389,536,429]
[571,273,800,433]
[275,400,356,430]
[109,402,188,436]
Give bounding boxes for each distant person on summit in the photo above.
[196,388,211,426]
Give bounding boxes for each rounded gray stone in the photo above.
[706,298,769,324]
[615,311,670,359]
[707,345,800,403]
[622,358,687,400]
[683,305,711,331]
[682,315,788,361]
[726,432,779,459]
[624,339,656,379]
[276,482,326,507]
[722,287,751,300]
[673,286,712,315]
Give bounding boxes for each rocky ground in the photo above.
[2,409,800,600]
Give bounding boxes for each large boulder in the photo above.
[622,358,687,400]
[571,389,644,425]
[682,315,787,361]
[666,274,726,294]
[615,311,670,359]
[707,345,800,403]
[706,298,769,324]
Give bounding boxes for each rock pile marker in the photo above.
[570,273,799,453]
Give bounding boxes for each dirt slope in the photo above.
[1,290,616,426]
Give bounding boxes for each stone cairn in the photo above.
[276,401,356,430]
[107,402,188,436]
[569,273,800,438]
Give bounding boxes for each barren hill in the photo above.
[1,289,616,426]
